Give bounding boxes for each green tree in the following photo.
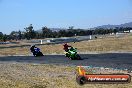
[18,30,22,40]
[0,32,3,41]
[10,31,17,40]
[41,26,53,38]
[114,27,118,34]
[3,34,7,42]
[24,24,36,39]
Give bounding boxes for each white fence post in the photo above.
[41,40,43,44]
[90,35,92,40]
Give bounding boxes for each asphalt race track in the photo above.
[0,53,132,70]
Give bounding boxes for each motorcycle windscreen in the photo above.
[70,51,75,54]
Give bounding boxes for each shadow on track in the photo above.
[0,53,132,69]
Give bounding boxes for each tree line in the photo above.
[0,24,132,41]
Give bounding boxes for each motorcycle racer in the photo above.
[63,43,71,52]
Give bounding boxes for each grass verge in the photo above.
[0,35,132,55]
[0,63,132,88]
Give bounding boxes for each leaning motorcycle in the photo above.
[64,47,82,60]
[32,47,44,57]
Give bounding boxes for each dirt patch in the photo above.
[0,62,132,88]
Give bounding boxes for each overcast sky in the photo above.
[0,0,132,34]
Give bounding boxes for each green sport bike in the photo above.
[64,47,83,60]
